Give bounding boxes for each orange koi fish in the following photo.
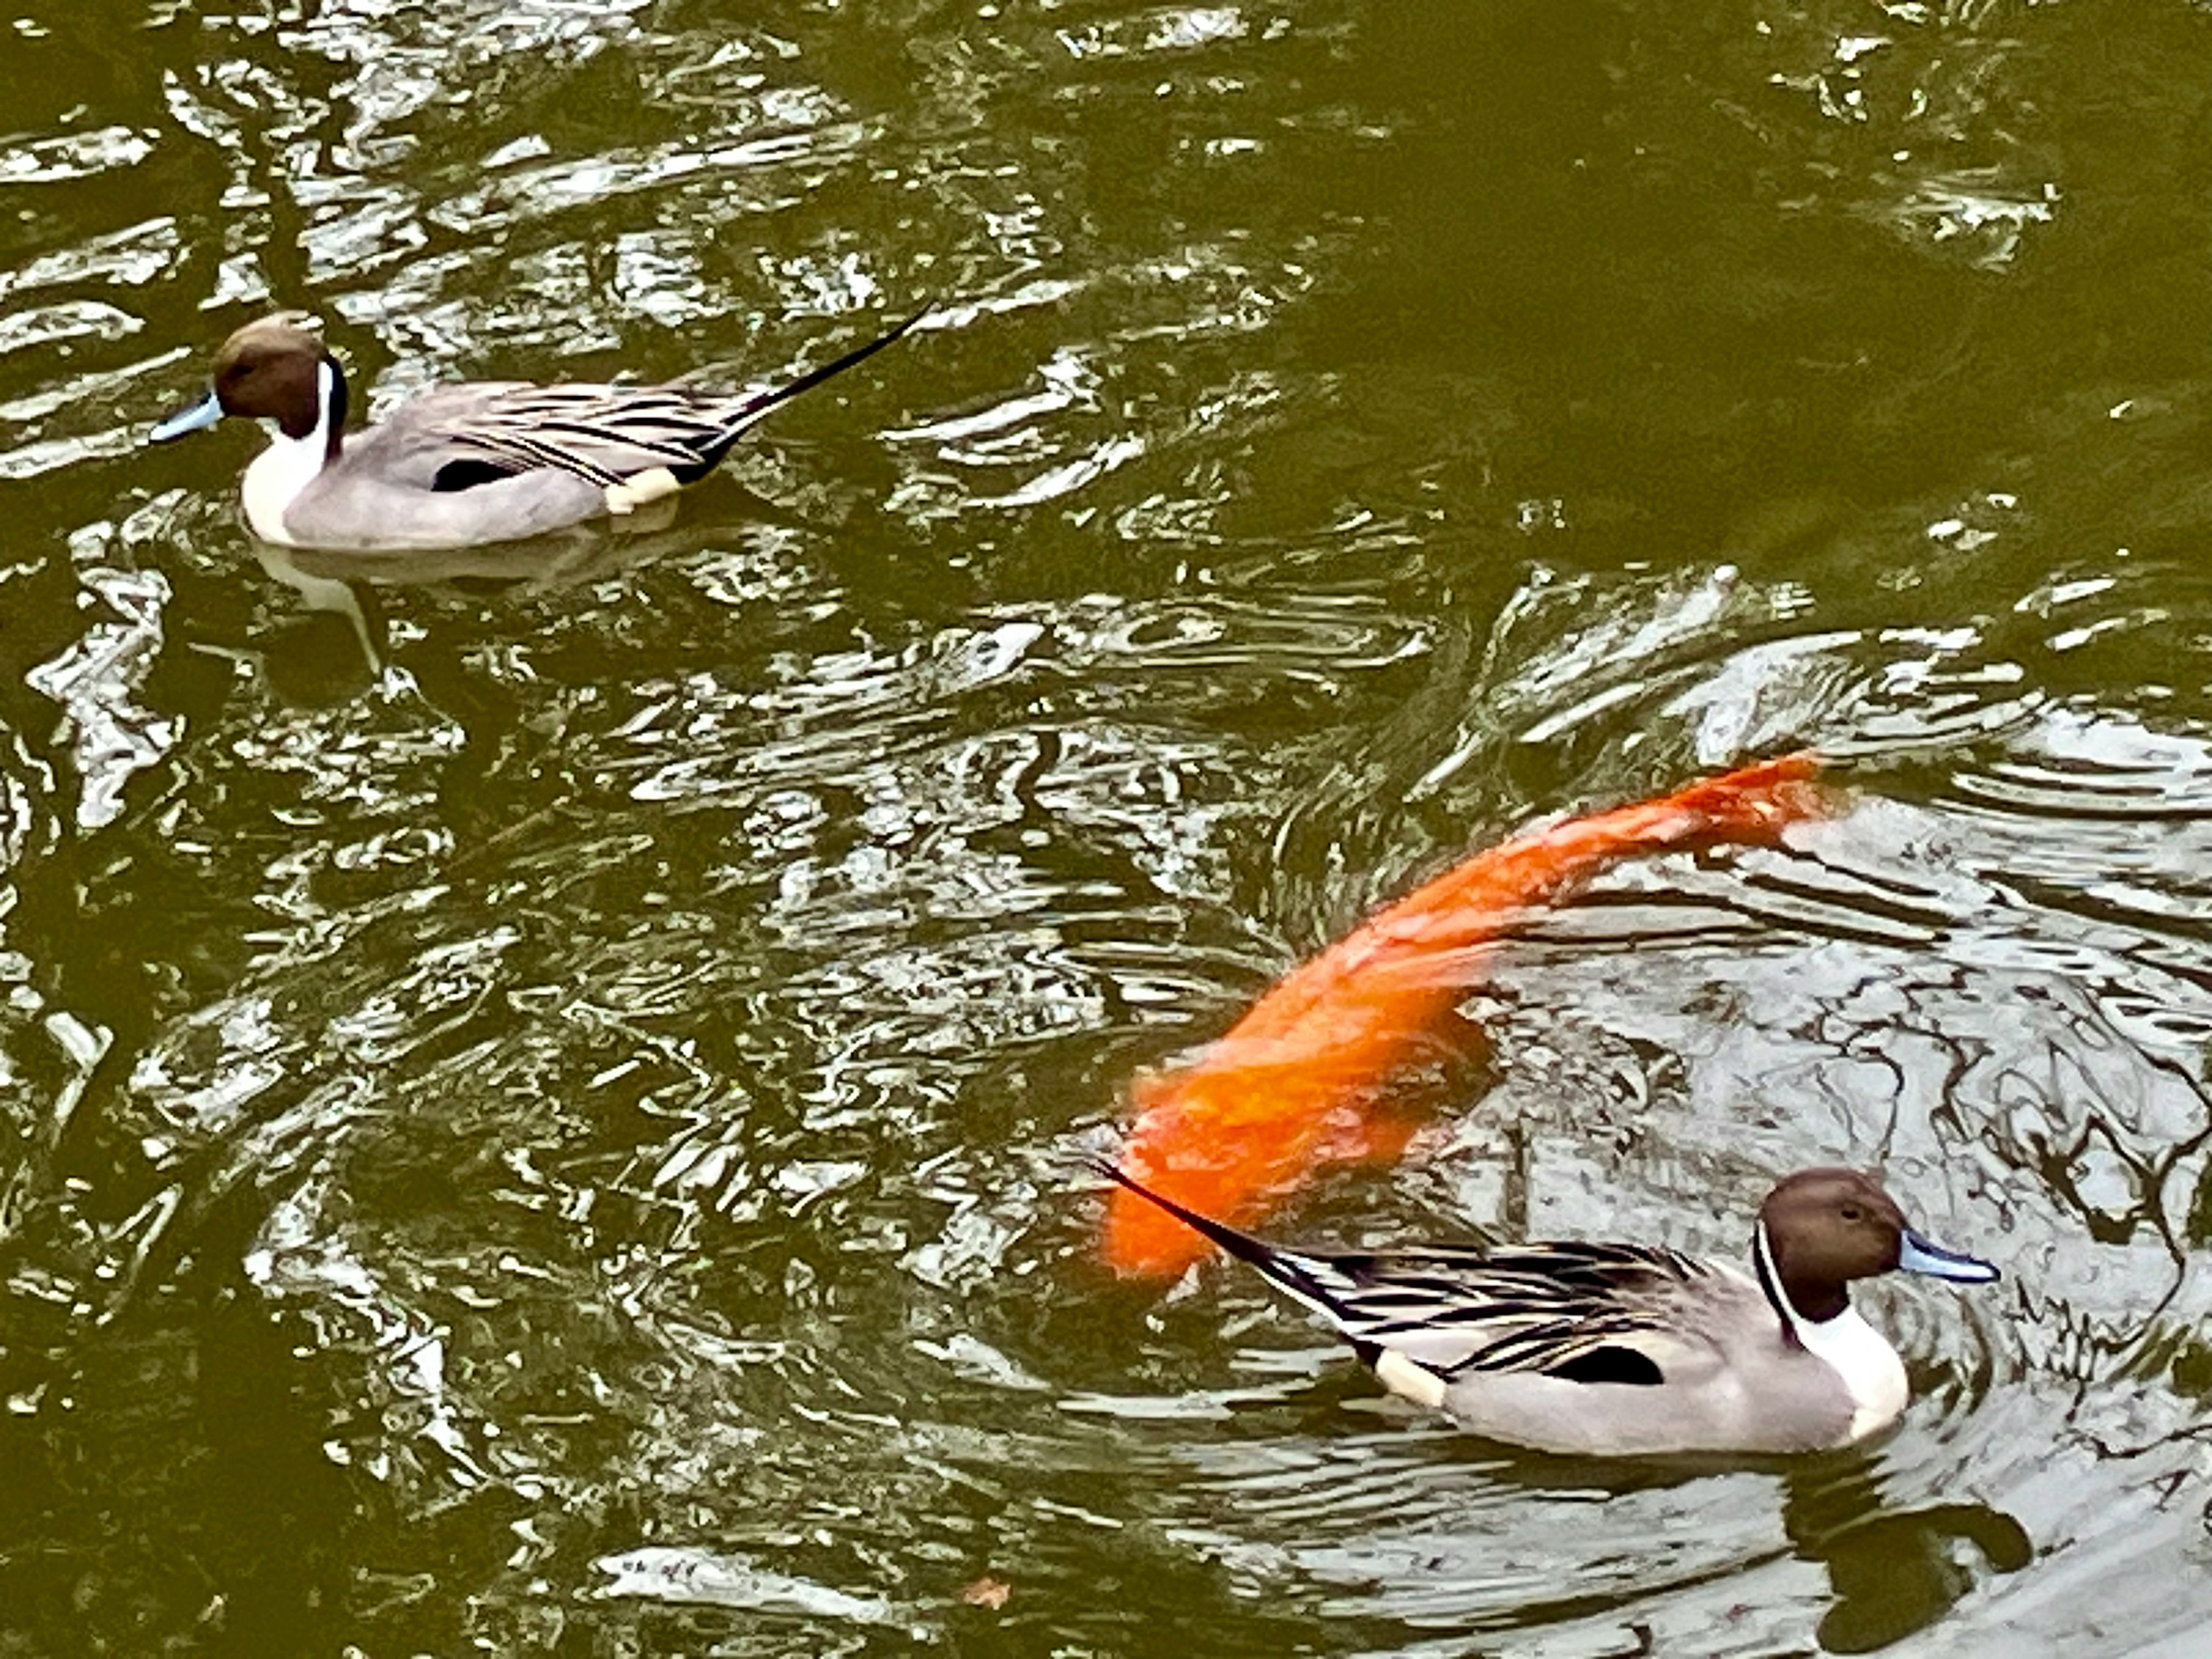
[1105,753,1828,1275]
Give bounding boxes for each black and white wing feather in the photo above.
[407,309,923,494]
[1260,1238,1719,1385]
[1097,1162,1726,1389]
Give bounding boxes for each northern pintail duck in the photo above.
[149,309,921,552]
[1098,1163,1999,1457]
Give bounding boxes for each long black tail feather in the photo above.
[1089,1158,1354,1324]
[695,305,930,471]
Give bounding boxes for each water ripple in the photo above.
[4,1,2212,1653]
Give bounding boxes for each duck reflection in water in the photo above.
[221,467,852,703]
[1781,1453,2033,1652]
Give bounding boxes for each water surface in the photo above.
[3,1,2211,1653]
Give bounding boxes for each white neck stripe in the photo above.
[1755,1218,1909,1440]
[237,361,338,545]
[1752,1219,1799,1332]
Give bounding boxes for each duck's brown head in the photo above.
[1755,1167,1998,1324]
[151,312,343,450]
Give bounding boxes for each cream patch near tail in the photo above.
[605,467,680,514]
[1373,1348,1449,1410]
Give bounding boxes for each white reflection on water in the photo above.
[594,1543,907,1626]
[245,1177,491,1490]
[0,124,153,183]
[26,537,175,831]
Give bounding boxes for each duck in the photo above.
[1096,1161,2000,1457]
[149,308,922,552]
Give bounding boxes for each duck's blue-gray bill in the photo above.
[1898,1228,2000,1283]
[150,391,222,443]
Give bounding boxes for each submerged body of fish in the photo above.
[1105,753,1828,1275]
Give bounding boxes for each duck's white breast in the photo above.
[1794,1306,1910,1441]
[237,359,340,546]
[239,427,325,546]
[242,422,336,546]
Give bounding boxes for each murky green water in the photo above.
[3,0,2210,1652]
